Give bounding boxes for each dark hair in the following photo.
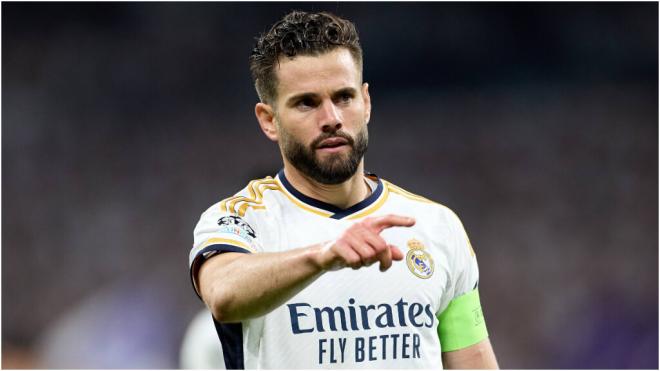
[249,10,363,104]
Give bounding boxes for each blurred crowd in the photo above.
[3,3,657,368]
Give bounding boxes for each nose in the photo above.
[318,100,342,133]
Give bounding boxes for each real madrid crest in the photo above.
[406,239,434,279]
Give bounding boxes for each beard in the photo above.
[278,124,369,185]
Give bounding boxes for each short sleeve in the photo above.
[447,209,479,298]
[189,205,262,299]
[437,208,488,352]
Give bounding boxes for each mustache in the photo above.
[310,131,355,149]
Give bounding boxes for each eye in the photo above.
[296,97,317,110]
[336,92,354,105]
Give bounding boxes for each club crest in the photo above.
[406,239,434,279]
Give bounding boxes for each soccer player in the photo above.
[189,10,498,369]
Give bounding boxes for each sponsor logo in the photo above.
[286,298,433,364]
[217,215,256,240]
[287,298,434,334]
[406,239,434,279]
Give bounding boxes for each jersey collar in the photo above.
[276,169,386,220]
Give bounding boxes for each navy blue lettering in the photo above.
[348,298,359,330]
[368,336,377,361]
[339,338,347,363]
[375,304,395,328]
[330,337,337,363]
[395,299,409,327]
[402,333,411,359]
[391,333,399,359]
[424,304,435,328]
[290,299,434,335]
[318,332,421,364]
[379,334,389,360]
[318,338,327,364]
[355,337,365,362]
[359,305,376,330]
[288,303,314,334]
[409,303,424,327]
[314,306,348,332]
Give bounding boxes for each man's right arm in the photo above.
[197,214,415,323]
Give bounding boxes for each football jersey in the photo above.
[189,170,484,369]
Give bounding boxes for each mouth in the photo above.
[316,139,349,154]
[316,137,349,150]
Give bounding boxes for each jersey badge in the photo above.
[406,239,434,279]
[217,215,256,241]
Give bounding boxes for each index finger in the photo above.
[368,214,416,233]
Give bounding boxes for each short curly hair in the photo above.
[249,10,363,104]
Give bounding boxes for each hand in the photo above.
[317,214,416,272]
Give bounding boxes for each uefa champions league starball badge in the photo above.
[406,239,434,279]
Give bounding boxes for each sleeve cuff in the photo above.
[189,243,253,301]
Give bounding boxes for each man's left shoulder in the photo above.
[379,178,469,235]
[381,179,453,213]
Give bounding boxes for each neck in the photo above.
[282,160,370,209]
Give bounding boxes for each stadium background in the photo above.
[2,2,658,369]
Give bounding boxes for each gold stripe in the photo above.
[236,184,280,216]
[274,178,333,218]
[234,181,279,213]
[220,177,271,213]
[467,238,476,257]
[227,197,249,215]
[219,177,276,215]
[220,195,241,214]
[384,181,436,204]
[345,185,390,220]
[246,178,277,202]
[199,237,255,253]
[227,178,263,214]
[386,182,433,202]
[231,184,278,216]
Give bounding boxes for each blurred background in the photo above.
[2,2,658,369]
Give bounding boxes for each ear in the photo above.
[362,82,371,124]
[255,102,279,142]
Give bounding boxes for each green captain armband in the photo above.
[437,288,489,352]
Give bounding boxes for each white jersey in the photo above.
[189,170,481,369]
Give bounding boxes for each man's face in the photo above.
[271,48,371,185]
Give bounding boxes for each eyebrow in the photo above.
[286,92,318,107]
[285,87,358,107]
[331,87,357,99]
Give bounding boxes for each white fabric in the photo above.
[190,172,479,369]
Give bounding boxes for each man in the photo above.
[189,10,498,369]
